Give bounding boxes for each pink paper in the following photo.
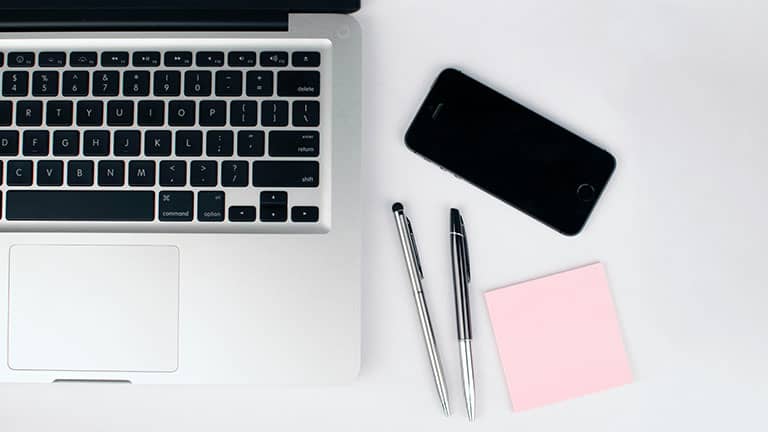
[484,262,632,411]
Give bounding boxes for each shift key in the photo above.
[277,71,320,97]
[252,161,319,187]
[269,131,319,157]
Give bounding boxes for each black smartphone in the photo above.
[405,69,616,235]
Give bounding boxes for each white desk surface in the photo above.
[3,0,768,430]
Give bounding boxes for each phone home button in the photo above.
[577,183,596,202]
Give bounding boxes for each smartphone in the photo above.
[405,69,616,235]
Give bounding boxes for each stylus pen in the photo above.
[450,208,475,421]
[392,202,451,417]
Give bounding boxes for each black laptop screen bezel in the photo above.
[0,0,360,13]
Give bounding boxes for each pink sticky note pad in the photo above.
[484,262,632,411]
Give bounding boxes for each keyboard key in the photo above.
[123,70,150,96]
[0,131,20,155]
[221,161,248,187]
[230,101,258,126]
[70,52,97,67]
[277,71,320,97]
[260,192,288,222]
[114,130,140,156]
[165,51,192,67]
[0,102,11,126]
[93,71,120,96]
[67,160,94,186]
[215,70,242,96]
[107,100,134,126]
[206,131,234,156]
[145,130,172,156]
[292,51,321,67]
[133,51,161,67]
[158,191,193,221]
[83,130,110,156]
[77,101,104,126]
[199,101,227,126]
[137,100,165,126]
[128,160,156,186]
[175,130,203,156]
[159,160,186,186]
[261,191,287,205]
[292,101,320,127]
[3,71,29,96]
[261,205,287,222]
[196,51,225,67]
[198,191,225,221]
[190,160,217,187]
[168,100,196,126]
[185,70,211,96]
[23,130,49,156]
[237,131,265,156]
[6,190,154,221]
[246,71,273,96]
[0,53,3,67]
[228,51,256,67]
[39,52,65,67]
[62,71,89,96]
[260,51,288,67]
[46,101,73,126]
[17,101,43,126]
[292,206,319,222]
[37,160,63,186]
[154,71,181,96]
[7,160,33,186]
[98,160,125,186]
[261,101,289,126]
[8,52,34,67]
[32,71,59,96]
[269,131,319,157]
[252,161,319,187]
[102,51,129,67]
[52,130,79,156]
[228,206,256,222]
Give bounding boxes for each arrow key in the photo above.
[291,206,319,223]
[229,206,256,222]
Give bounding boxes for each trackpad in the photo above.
[8,245,179,372]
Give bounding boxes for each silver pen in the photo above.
[392,202,451,417]
[450,208,475,421]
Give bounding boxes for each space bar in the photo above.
[6,191,155,221]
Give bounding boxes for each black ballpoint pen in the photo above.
[450,208,475,421]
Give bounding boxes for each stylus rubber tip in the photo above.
[392,202,404,212]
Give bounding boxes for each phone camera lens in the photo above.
[577,184,596,203]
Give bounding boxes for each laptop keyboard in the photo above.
[0,40,330,232]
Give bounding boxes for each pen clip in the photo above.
[406,217,424,280]
[460,214,471,283]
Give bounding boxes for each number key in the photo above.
[154,71,181,96]
[3,71,29,96]
[32,71,59,96]
[123,71,150,96]
[184,70,211,96]
[63,71,89,96]
[93,71,119,96]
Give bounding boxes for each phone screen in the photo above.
[405,69,616,235]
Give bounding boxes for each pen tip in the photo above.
[392,202,404,212]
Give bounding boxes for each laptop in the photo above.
[0,0,362,384]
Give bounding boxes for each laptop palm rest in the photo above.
[7,245,179,373]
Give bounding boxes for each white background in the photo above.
[3,0,768,430]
